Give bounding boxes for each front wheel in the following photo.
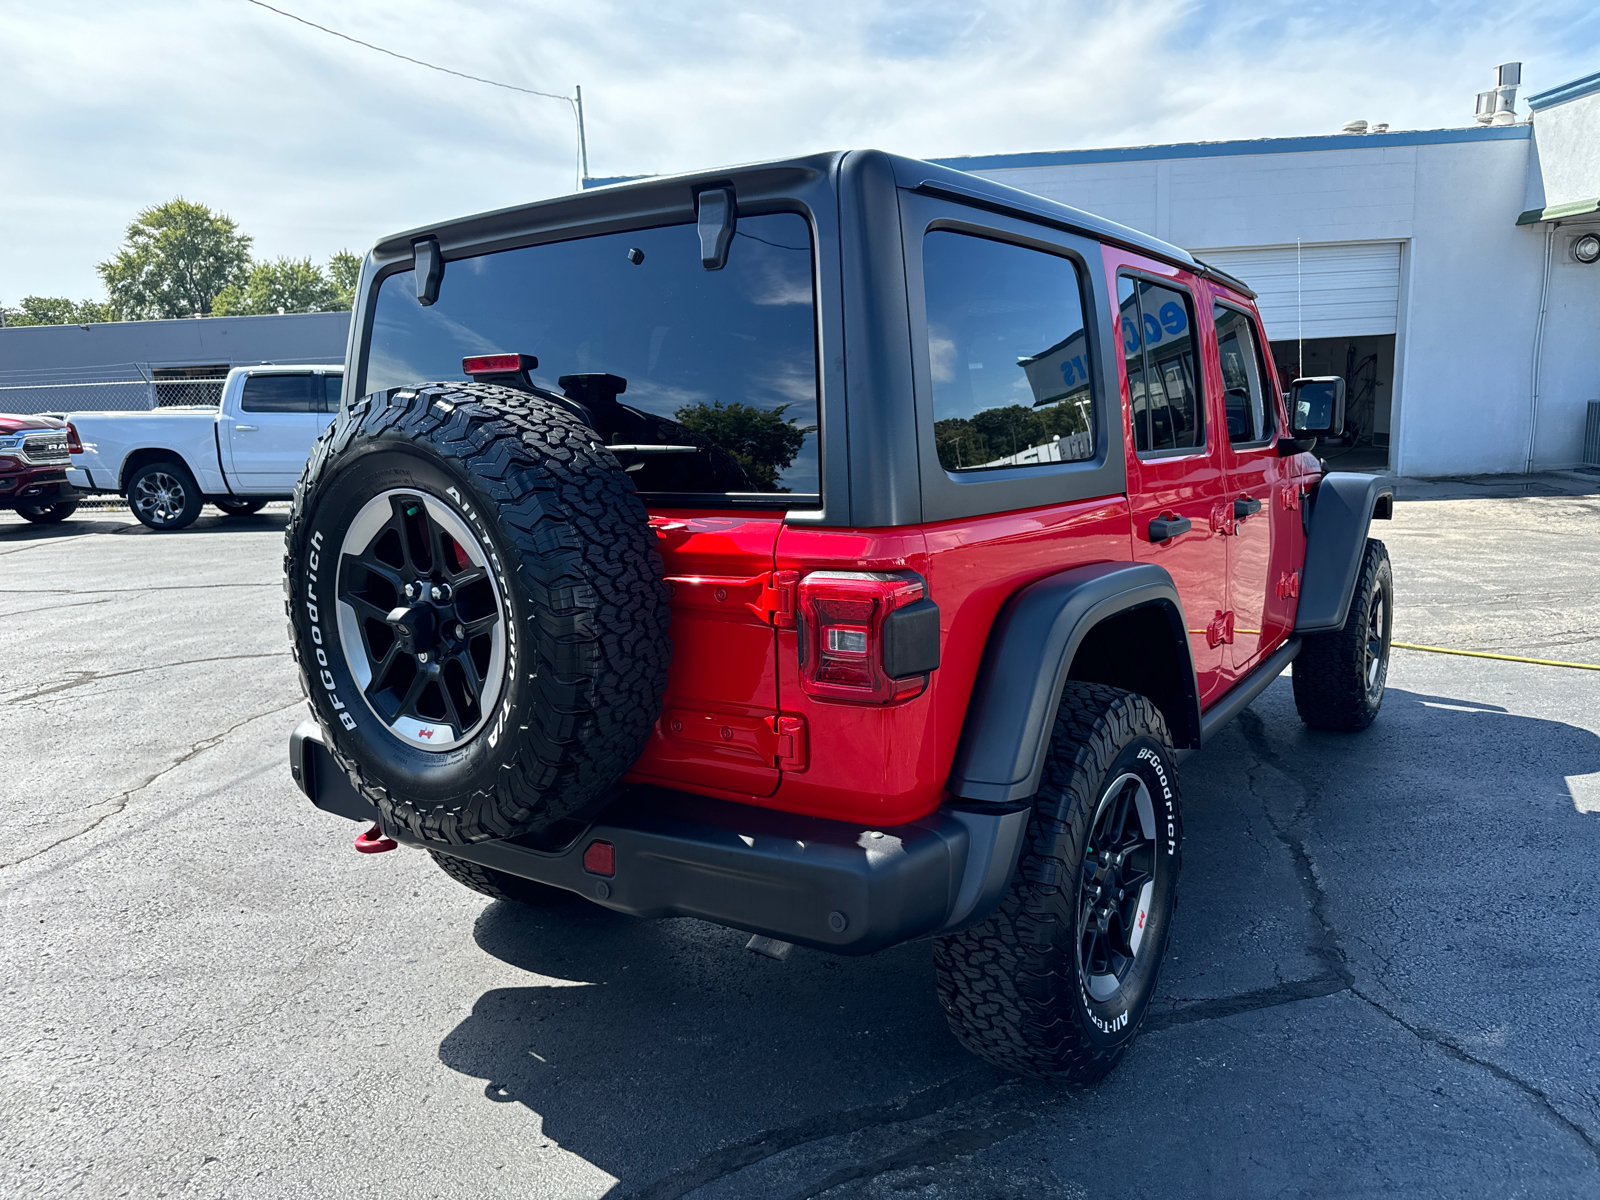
[935,682,1182,1083]
[17,500,79,524]
[1293,538,1392,731]
[213,498,267,517]
[128,461,202,530]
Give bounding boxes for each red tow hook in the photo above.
[355,823,398,854]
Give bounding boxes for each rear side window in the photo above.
[1213,305,1275,444]
[922,231,1094,472]
[363,213,818,497]
[241,375,318,413]
[1117,276,1203,454]
[322,375,343,412]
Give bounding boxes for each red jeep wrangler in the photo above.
[286,151,1393,1084]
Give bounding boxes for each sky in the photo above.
[4,0,1599,302]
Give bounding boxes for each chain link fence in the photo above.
[0,376,230,416]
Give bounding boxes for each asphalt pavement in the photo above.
[3,481,1599,1199]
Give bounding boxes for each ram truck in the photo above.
[0,414,81,523]
[68,365,342,529]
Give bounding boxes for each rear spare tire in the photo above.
[284,382,671,845]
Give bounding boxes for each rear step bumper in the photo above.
[289,719,1029,956]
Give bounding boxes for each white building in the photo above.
[934,67,1600,478]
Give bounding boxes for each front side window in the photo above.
[241,374,318,413]
[1213,305,1275,444]
[363,213,818,496]
[922,230,1094,473]
[1117,276,1203,455]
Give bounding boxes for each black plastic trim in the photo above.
[883,597,941,678]
[1180,636,1301,761]
[1296,473,1396,633]
[288,718,1030,955]
[947,562,1200,803]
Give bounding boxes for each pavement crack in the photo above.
[620,1070,1009,1200]
[1144,974,1349,1031]
[1238,710,1354,990]
[1,652,288,705]
[1350,987,1600,1164]
[0,699,302,871]
[793,1110,1038,1200]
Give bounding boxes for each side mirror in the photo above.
[1290,376,1346,438]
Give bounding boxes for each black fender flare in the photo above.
[946,562,1200,804]
[1296,472,1395,634]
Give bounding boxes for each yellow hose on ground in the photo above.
[1391,641,1600,672]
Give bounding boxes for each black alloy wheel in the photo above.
[1079,772,1159,1004]
[335,489,505,752]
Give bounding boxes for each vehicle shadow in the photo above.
[435,683,1600,1194]
[0,510,290,539]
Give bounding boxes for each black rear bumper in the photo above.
[289,719,1028,955]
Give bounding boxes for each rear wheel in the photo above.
[428,850,567,905]
[128,461,202,530]
[934,683,1182,1083]
[1293,538,1392,731]
[214,498,267,517]
[17,500,78,524]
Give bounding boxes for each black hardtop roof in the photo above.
[372,150,1213,281]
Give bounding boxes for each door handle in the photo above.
[235,425,259,432]
[1233,495,1262,519]
[1148,515,1192,543]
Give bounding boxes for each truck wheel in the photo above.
[17,500,79,524]
[1293,538,1392,732]
[214,498,267,517]
[934,683,1182,1083]
[428,850,566,905]
[128,461,203,530]
[284,382,671,845]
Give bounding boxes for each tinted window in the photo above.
[323,374,343,412]
[1117,277,1202,454]
[241,375,318,413]
[922,231,1093,472]
[1213,305,1274,444]
[364,213,818,496]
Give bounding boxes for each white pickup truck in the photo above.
[67,365,341,530]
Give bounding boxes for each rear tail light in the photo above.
[583,840,615,876]
[65,423,83,454]
[796,571,940,703]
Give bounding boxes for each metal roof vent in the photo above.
[1342,119,1369,134]
[1476,63,1522,125]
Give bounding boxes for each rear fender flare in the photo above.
[946,562,1200,804]
[1296,472,1395,633]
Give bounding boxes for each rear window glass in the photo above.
[922,231,1094,472]
[363,213,818,497]
[241,375,319,413]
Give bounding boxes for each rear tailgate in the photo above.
[625,511,786,798]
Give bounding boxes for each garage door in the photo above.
[1194,242,1402,341]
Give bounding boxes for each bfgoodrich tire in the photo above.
[1293,538,1392,732]
[428,849,567,905]
[284,382,671,845]
[934,683,1182,1084]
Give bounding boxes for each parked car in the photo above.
[286,151,1392,1084]
[0,413,81,523]
[67,365,342,530]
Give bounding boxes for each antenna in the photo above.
[575,85,591,188]
[1297,238,1304,379]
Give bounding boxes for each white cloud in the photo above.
[3,0,1597,300]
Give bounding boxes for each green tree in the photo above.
[674,400,814,491]
[97,198,253,319]
[0,296,117,327]
[327,250,361,310]
[212,256,339,316]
